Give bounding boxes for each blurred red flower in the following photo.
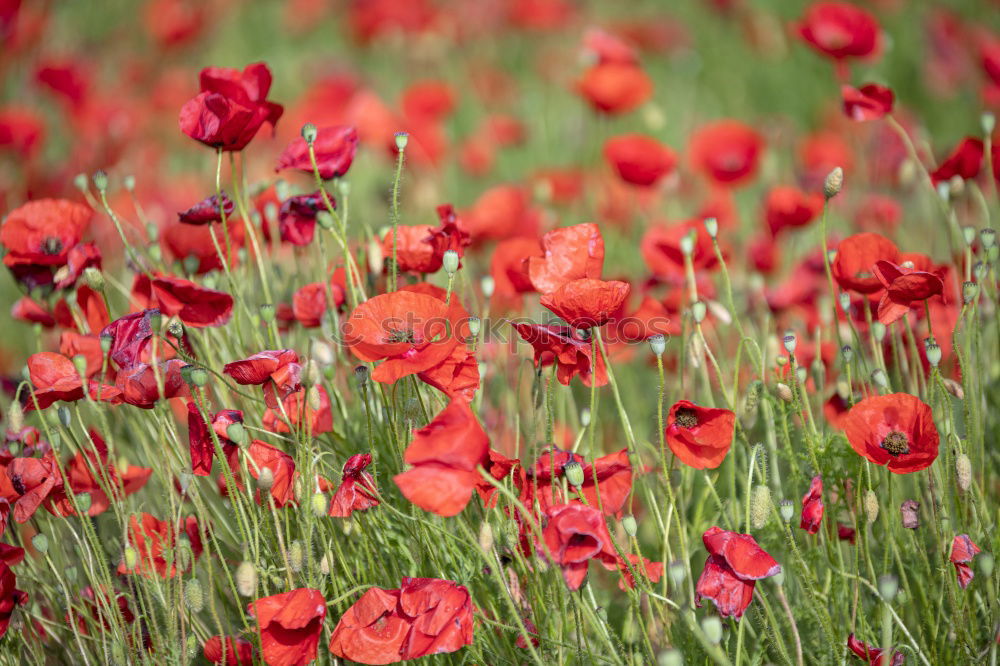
[929,137,986,185]
[527,223,604,294]
[950,534,981,589]
[132,274,234,328]
[329,577,474,664]
[249,588,326,666]
[187,402,243,476]
[540,278,631,329]
[179,62,283,151]
[178,192,234,225]
[800,475,824,534]
[118,513,203,578]
[0,562,26,639]
[604,134,677,187]
[0,199,93,289]
[689,120,764,187]
[798,2,881,62]
[665,400,735,470]
[842,83,894,121]
[847,633,904,665]
[276,125,358,179]
[278,191,333,247]
[204,635,255,665]
[394,400,488,516]
[832,232,900,294]
[765,185,824,236]
[841,393,939,473]
[696,526,781,619]
[576,63,652,115]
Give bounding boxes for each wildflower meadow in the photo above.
[1,0,999,664]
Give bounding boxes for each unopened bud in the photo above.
[701,616,723,644]
[779,499,794,522]
[288,540,304,573]
[226,423,246,446]
[900,499,920,529]
[750,485,772,529]
[185,578,204,613]
[319,553,332,576]
[75,493,92,514]
[563,461,585,487]
[871,368,889,389]
[979,552,995,577]
[442,250,460,275]
[691,301,707,323]
[963,226,977,247]
[841,345,854,364]
[776,383,793,403]
[394,132,409,150]
[824,167,843,199]
[943,377,965,399]
[658,648,684,666]
[864,489,879,524]
[123,545,138,569]
[956,454,972,493]
[622,515,638,537]
[257,467,275,491]
[301,123,317,144]
[311,492,328,516]
[871,321,886,342]
[307,386,321,411]
[679,230,696,256]
[480,276,495,298]
[73,173,89,192]
[72,355,88,379]
[478,522,494,553]
[7,402,23,433]
[82,267,105,292]
[235,561,257,596]
[668,561,686,588]
[937,181,951,202]
[32,534,48,553]
[579,408,591,428]
[175,535,193,570]
[878,574,898,602]
[467,317,481,338]
[316,211,335,230]
[703,217,718,239]
[983,111,996,135]
[838,291,851,314]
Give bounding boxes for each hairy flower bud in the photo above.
[185,578,204,613]
[956,454,972,493]
[701,616,723,644]
[288,540,304,573]
[6,401,23,434]
[480,276,495,298]
[863,490,879,524]
[75,493,92,514]
[776,383,793,403]
[235,561,257,597]
[691,301,707,323]
[750,485,772,529]
[257,467,275,491]
[32,534,49,554]
[823,167,843,199]
[900,499,920,529]
[123,545,138,569]
[311,492,328,517]
[703,217,718,239]
[478,522,494,554]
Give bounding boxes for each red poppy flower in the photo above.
[603,134,677,187]
[576,63,653,115]
[0,106,44,159]
[118,513,203,578]
[540,503,619,590]
[24,352,120,410]
[540,278,631,329]
[179,62,283,152]
[115,359,190,409]
[872,260,944,325]
[6,452,63,523]
[329,453,379,517]
[394,400,488,516]
[55,242,102,291]
[617,554,665,591]
[832,232,900,294]
[665,400,735,470]
[223,349,302,409]
[524,448,632,516]
[475,449,521,509]
[800,476,824,534]
[641,220,718,278]
[929,137,984,185]
[0,562,26,639]
[204,636,255,665]
[291,279,346,328]
[276,125,358,179]
[47,431,150,517]
[842,83,894,121]
[342,291,462,384]
[100,309,165,369]
[262,385,333,435]
[765,186,824,235]
[489,237,541,309]
[188,402,243,476]
[696,526,781,619]
[328,577,474,664]
[133,274,234,328]
[380,207,470,275]
[689,120,764,187]
[178,193,234,225]
[225,439,300,507]
[583,27,640,65]
[163,218,244,273]
[950,534,981,589]
[248,588,326,666]
[277,191,334,246]
[513,322,608,387]
[1,198,93,289]
[841,393,939,473]
[798,2,881,62]
[847,634,905,665]
[838,523,857,544]
[527,223,605,294]
[460,184,540,243]
[417,346,480,403]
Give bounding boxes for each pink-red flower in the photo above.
[513,322,608,387]
[689,120,764,187]
[540,278,631,329]
[800,476,824,534]
[276,125,358,179]
[841,393,939,474]
[798,2,881,62]
[696,526,781,619]
[188,403,243,476]
[665,400,735,470]
[541,503,619,590]
[223,350,302,409]
[842,83,894,121]
[178,193,234,225]
[872,260,944,325]
[329,453,380,517]
[950,534,981,589]
[527,223,605,294]
[847,634,905,665]
[603,134,677,187]
[118,513,203,578]
[249,588,326,666]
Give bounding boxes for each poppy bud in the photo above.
[301,122,317,144]
[956,453,972,493]
[863,490,879,524]
[316,211,335,230]
[877,574,898,602]
[175,536,193,571]
[782,333,797,355]
[80,266,106,293]
[468,317,481,338]
[294,476,304,503]
[394,132,409,150]
[178,470,193,493]
[796,366,807,384]
[776,383,793,403]
[668,560,686,588]
[937,181,951,202]
[307,386,322,411]
[563,461,585,487]
[123,545,138,569]
[779,499,794,522]
[871,321,886,342]
[963,226,977,247]
[943,378,965,399]
[595,606,607,622]
[56,405,71,428]
[185,578,204,613]
[480,276,495,298]
[838,292,851,314]
[257,467,275,491]
[649,334,666,356]
[478,522,494,553]
[658,648,683,666]
[288,540,304,573]
[925,342,941,367]
[622,515,638,537]
[442,250,460,275]
[73,173,89,192]
[839,345,853,365]
[580,407,591,427]
[319,553,332,576]
[75,493,92,514]
[974,262,988,281]
[235,561,257,597]
[691,301,706,323]
[950,175,966,197]
[900,499,920,529]
[701,616,723,645]
[750,485,772,529]
[979,552,994,578]
[703,217,718,239]
[823,167,843,199]
[65,566,77,582]
[679,230,696,256]
[981,228,996,249]
[92,170,108,193]
[32,534,48,553]
[962,281,978,304]
[871,369,888,389]
[354,365,370,386]
[6,402,23,434]
[982,111,997,134]
[182,256,200,274]
[311,492,328,516]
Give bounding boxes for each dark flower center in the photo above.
[41,237,64,255]
[880,431,910,457]
[674,407,698,429]
[386,327,415,344]
[10,474,24,496]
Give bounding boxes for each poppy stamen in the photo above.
[386,328,415,344]
[674,407,699,429]
[41,237,64,255]
[880,431,910,456]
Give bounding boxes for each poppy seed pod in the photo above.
[962,281,978,304]
[649,334,666,356]
[394,131,409,150]
[188,367,208,387]
[824,167,843,199]
[703,217,718,239]
[563,461,585,487]
[185,578,204,613]
[838,291,851,314]
[92,170,108,193]
[783,333,797,355]
[871,369,888,389]
[73,173,89,192]
[622,515,638,537]
[354,365,370,386]
[983,111,997,134]
[442,250,460,275]
[956,454,972,493]
[925,342,942,367]
[963,226,977,247]
[301,122,317,144]
[235,561,257,597]
[288,541,304,572]
[974,262,988,281]
[480,275,495,298]
[580,407,591,427]
[779,499,794,522]
[750,485,772,529]
[878,574,898,602]
[467,317,481,338]
[981,228,996,249]
[679,230,696,256]
[864,489,879,523]
[668,561,686,587]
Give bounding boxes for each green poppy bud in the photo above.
[257,467,275,491]
[701,616,723,644]
[750,485,772,529]
[235,561,257,597]
[878,574,898,602]
[288,540,304,573]
[691,301,707,323]
[92,170,108,193]
[622,515,638,537]
[311,492,328,517]
[185,578,205,613]
[32,534,48,554]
